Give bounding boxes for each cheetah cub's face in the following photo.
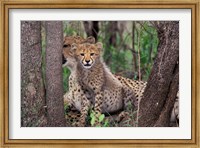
[62,36,95,70]
[72,42,103,69]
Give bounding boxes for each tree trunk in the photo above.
[21,21,47,127]
[109,21,118,47]
[132,21,137,72]
[45,21,66,127]
[138,21,179,127]
[91,21,99,40]
[154,64,179,126]
[83,21,99,40]
[83,21,92,37]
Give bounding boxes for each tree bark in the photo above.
[132,21,137,72]
[91,21,99,40]
[154,64,179,126]
[138,21,179,127]
[21,21,47,127]
[83,21,99,40]
[109,21,118,47]
[83,21,92,37]
[45,21,66,127]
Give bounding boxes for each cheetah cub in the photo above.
[62,36,95,126]
[71,42,137,120]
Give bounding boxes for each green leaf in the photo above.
[103,119,109,127]
[98,114,105,122]
[90,110,95,118]
[91,117,96,126]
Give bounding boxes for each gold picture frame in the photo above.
[0,0,199,147]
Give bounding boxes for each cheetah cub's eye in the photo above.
[90,53,94,56]
[63,44,70,48]
[80,53,84,56]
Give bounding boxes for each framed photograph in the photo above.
[1,0,199,147]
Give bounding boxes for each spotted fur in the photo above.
[63,36,145,126]
[71,42,137,126]
[63,36,95,126]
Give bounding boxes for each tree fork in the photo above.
[138,21,179,127]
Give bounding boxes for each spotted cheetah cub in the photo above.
[62,36,95,126]
[114,75,147,104]
[71,42,137,120]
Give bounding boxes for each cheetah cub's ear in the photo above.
[71,43,77,54]
[96,42,103,53]
[85,36,95,44]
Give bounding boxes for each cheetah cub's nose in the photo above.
[85,60,90,63]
